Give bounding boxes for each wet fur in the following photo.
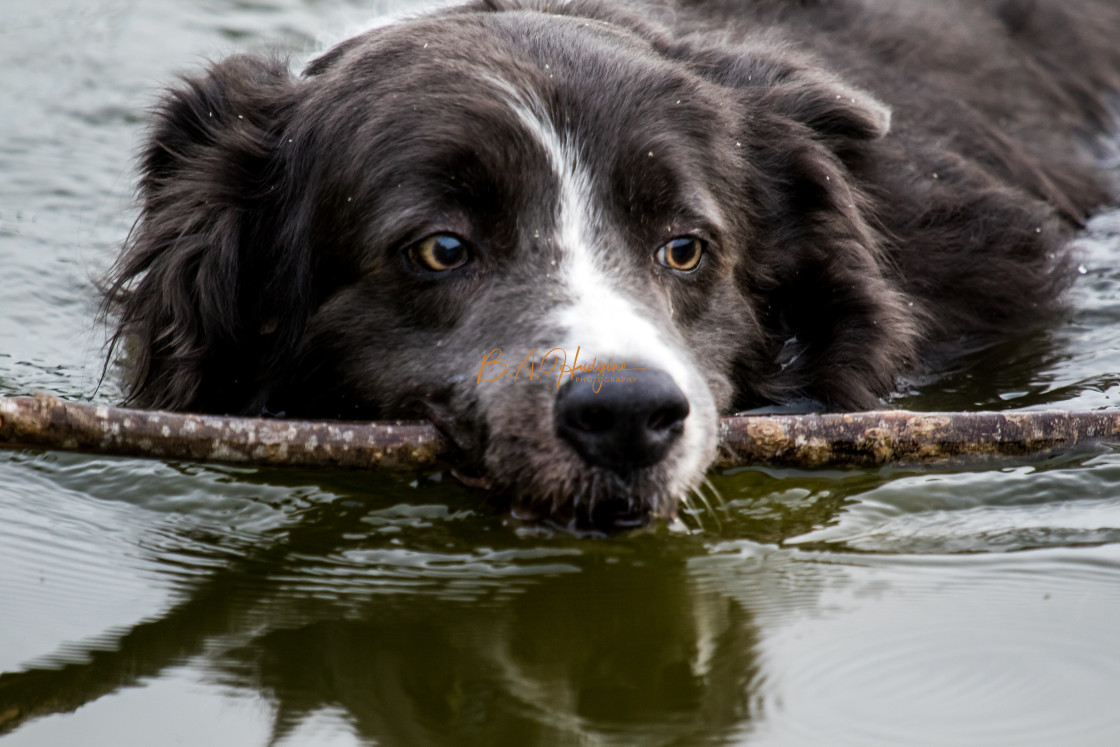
[104,0,1120,528]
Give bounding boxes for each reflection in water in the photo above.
[238,564,757,745]
[3,447,1120,744]
[0,470,761,745]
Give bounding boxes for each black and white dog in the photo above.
[104,0,1120,530]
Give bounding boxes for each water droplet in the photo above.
[1079,265,1088,274]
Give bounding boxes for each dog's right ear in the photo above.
[103,56,303,414]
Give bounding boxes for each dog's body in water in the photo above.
[105,0,1120,531]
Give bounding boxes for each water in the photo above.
[2,2,1120,744]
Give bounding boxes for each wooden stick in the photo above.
[3,392,1119,470]
[0,393,449,470]
[713,408,1120,468]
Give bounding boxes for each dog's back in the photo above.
[681,0,1120,334]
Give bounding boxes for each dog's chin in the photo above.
[504,470,670,535]
[509,502,654,536]
[479,441,690,535]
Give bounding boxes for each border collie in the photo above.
[104,0,1120,531]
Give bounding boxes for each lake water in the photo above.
[2,2,1119,745]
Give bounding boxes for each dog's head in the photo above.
[105,1,918,531]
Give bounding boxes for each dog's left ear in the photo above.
[677,41,892,145]
[668,41,915,409]
[753,67,892,145]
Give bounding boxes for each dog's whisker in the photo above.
[675,488,706,533]
[690,481,722,534]
[702,477,727,510]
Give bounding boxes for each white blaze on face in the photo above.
[487,75,718,494]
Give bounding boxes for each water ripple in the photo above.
[697,544,1120,747]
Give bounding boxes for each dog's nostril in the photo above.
[554,367,690,474]
[574,405,614,434]
[648,401,689,432]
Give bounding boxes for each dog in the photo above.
[103,0,1120,531]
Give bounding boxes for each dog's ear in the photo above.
[103,55,303,414]
[676,41,891,145]
[751,67,891,145]
[669,42,915,409]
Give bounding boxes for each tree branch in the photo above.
[0,393,447,470]
[3,392,1119,470]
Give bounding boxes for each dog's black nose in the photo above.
[554,367,689,474]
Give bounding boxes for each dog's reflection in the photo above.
[0,477,769,744]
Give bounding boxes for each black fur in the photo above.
[104,0,1120,529]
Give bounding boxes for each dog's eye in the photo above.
[409,234,471,272]
[656,237,705,272]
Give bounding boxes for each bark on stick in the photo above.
[713,408,1120,468]
[3,392,1119,470]
[0,393,448,470]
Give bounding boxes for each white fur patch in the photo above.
[485,74,718,493]
[484,78,680,371]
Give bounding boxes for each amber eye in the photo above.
[408,234,471,272]
[656,237,705,272]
